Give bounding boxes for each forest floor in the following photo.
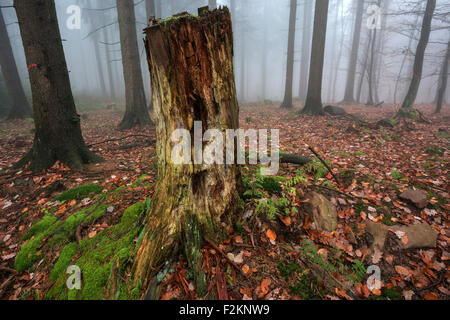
[0,102,448,300]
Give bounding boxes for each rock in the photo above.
[399,189,428,209]
[366,221,438,250]
[303,192,338,232]
[324,105,347,116]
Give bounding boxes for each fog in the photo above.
[1,0,449,108]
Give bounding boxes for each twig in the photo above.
[0,266,17,274]
[204,237,248,279]
[308,146,341,185]
[87,134,155,148]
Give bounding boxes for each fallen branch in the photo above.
[87,134,155,148]
[308,146,341,185]
[204,237,249,279]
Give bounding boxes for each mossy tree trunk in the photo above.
[132,7,242,297]
[400,0,435,111]
[0,8,32,120]
[13,0,102,172]
[302,0,329,115]
[116,0,152,130]
[280,0,297,109]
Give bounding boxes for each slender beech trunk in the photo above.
[93,34,107,98]
[208,0,217,10]
[280,0,298,109]
[145,0,156,111]
[357,31,371,103]
[298,0,313,101]
[116,0,152,130]
[0,8,31,119]
[146,0,156,19]
[327,1,340,102]
[132,8,242,297]
[393,13,420,104]
[102,27,116,102]
[261,0,268,100]
[13,0,101,171]
[366,27,377,105]
[331,1,345,102]
[302,0,329,115]
[342,0,364,103]
[400,0,436,111]
[435,40,449,113]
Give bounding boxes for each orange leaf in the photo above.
[242,264,250,274]
[280,216,291,227]
[394,265,411,278]
[424,292,438,300]
[69,199,77,207]
[260,278,271,296]
[266,229,277,242]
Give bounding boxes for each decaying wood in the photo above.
[132,7,242,297]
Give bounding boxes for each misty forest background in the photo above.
[1,0,449,116]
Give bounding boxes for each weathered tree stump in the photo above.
[132,7,242,297]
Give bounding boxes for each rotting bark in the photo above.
[132,8,242,298]
[116,0,152,130]
[0,8,32,120]
[13,0,102,172]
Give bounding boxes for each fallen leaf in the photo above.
[266,229,277,242]
[260,278,271,296]
[424,292,438,300]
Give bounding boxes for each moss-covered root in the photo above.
[131,208,182,296]
[182,216,207,297]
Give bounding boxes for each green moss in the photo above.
[14,234,46,273]
[49,242,79,281]
[22,215,57,241]
[54,183,102,202]
[46,201,149,300]
[260,176,282,195]
[15,219,63,273]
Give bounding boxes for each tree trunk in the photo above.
[400,0,436,111]
[0,8,31,120]
[146,0,156,19]
[116,0,152,130]
[331,2,345,102]
[366,27,377,105]
[208,0,217,10]
[342,0,364,103]
[298,0,313,101]
[280,0,297,109]
[393,11,420,104]
[435,40,449,113]
[13,0,102,172]
[102,27,116,102]
[145,0,156,111]
[261,0,268,100]
[357,31,371,103]
[93,34,107,98]
[133,8,242,297]
[302,0,329,115]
